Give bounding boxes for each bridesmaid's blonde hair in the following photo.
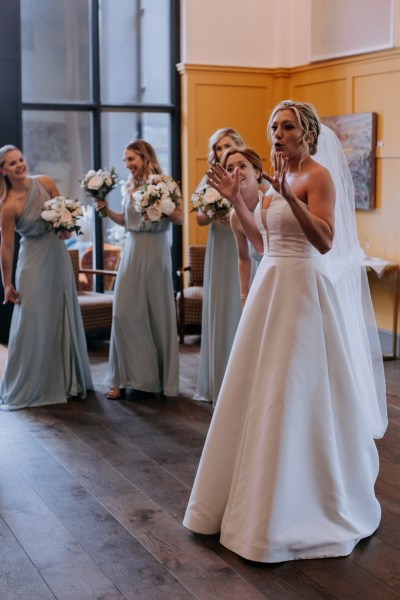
[208,128,245,166]
[0,144,18,206]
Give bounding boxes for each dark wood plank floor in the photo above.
[0,337,399,600]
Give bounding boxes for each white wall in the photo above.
[181,0,400,68]
[181,0,311,68]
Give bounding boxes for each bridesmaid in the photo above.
[96,140,183,400]
[194,128,253,405]
[222,146,267,306]
[0,145,93,409]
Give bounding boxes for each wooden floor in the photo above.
[0,337,399,600]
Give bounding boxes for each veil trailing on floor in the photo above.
[315,124,387,438]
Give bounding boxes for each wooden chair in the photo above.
[68,249,117,335]
[176,245,206,344]
[79,243,121,292]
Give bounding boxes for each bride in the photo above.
[183,100,387,563]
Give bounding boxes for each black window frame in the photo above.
[20,0,182,290]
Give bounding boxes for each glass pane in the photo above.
[100,0,170,104]
[140,0,171,104]
[22,110,94,243]
[21,0,90,102]
[100,111,171,244]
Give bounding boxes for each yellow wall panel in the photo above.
[290,79,348,116]
[178,64,278,250]
[353,70,400,156]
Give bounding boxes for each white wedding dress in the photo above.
[183,192,382,563]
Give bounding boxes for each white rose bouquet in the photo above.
[133,174,181,222]
[80,167,119,217]
[191,185,231,219]
[40,196,83,238]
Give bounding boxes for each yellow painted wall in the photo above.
[177,63,282,252]
[179,49,400,331]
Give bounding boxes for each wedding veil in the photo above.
[315,124,387,438]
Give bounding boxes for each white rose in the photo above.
[86,174,104,190]
[166,179,177,194]
[104,177,112,186]
[146,205,162,221]
[41,209,58,222]
[160,197,175,215]
[59,208,74,226]
[203,187,220,205]
[156,182,169,194]
[146,184,158,195]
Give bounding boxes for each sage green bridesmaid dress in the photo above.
[0,178,93,410]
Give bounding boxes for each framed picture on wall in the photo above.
[321,112,377,210]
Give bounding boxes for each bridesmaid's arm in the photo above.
[0,204,20,304]
[95,199,125,226]
[196,210,230,227]
[231,210,253,306]
[169,204,183,225]
[168,182,183,225]
[38,174,61,198]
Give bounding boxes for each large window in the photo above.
[20,0,180,277]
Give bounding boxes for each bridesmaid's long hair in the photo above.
[0,144,18,206]
[125,140,163,178]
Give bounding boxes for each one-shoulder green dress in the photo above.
[0,178,93,410]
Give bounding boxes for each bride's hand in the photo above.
[207,163,239,202]
[262,153,291,198]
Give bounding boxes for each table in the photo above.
[364,257,399,361]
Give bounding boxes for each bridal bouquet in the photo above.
[191,185,231,219]
[133,174,181,222]
[80,167,119,217]
[40,196,83,237]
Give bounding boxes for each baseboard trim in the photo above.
[378,328,399,359]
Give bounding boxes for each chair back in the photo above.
[81,243,121,290]
[188,245,206,286]
[68,249,80,290]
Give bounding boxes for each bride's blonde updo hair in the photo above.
[0,144,18,206]
[125,139,163,178]
[267,100,321,162]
